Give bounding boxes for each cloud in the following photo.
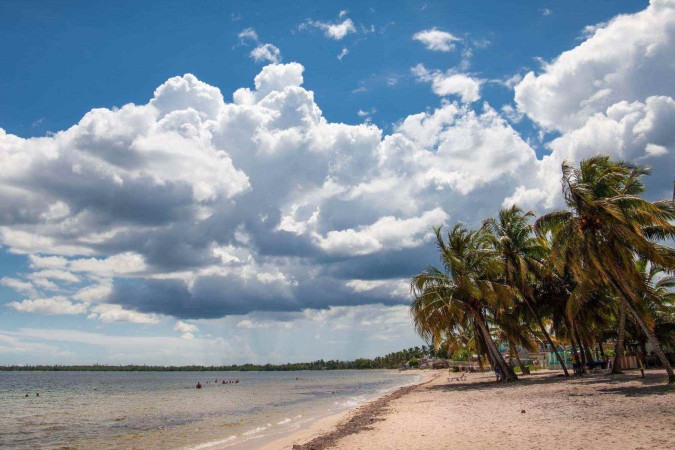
[250,43,282,64]
[87,304,159,323]
[238,27,282,65]
[337,47,349,61]
[8,296,89,315]
[357,108,376,119]
[1,277,37,297]
[0,62,534,320]
[543,96,675,198]
[412,64,481,103]
[72,282,113,302]
[3,1,672,326]
[238,28,258,44]
[314,208,449,256]
[29,269,80,283]
[68,253,146,276]
[237,318,293,329]
[174,320,199,333]
[412,28,461,52]
[501,104,523,123]
[302,18,356,40]
[233,62,305,102]
[515,0,675,132]
[7,328,256,365]
[508,1,675,205]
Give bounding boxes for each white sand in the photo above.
[263,369,675,449]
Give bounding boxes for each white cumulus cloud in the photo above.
[515,0,675,131]
[412,64,481,103]
[413,28,461,52]
[2,0,672,326]
[250,43,282,64]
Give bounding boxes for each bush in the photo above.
[408,358,419,368]
[450,366,459,373]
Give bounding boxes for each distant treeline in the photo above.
[0,346,433,371]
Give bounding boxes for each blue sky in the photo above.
[1,0,644,139]
[0,0,672,365]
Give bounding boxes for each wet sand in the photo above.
[262,369,675,450]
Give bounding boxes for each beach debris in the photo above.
[196,382,202,389]
[521,410,526,414]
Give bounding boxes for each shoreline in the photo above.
[255,371,438,450]
[259,369,674,450]
[184,370,425,450]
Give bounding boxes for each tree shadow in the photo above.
[595,383,673,397]
[426,372,561,393]
[426,370,673,396]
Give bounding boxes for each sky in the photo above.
[0,0,673,365]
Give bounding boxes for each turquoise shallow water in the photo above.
[0,370,419,449]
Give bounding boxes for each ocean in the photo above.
[0,370,419,449]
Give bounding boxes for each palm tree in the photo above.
[630,259,675,364]
[495,308,537,374]
[536,156,675,383]
[483,206,570,376]
[411,225,518,381]
[612,301,627,374]
[566,286,617,371]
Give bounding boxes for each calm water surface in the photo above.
[0,370,419,449]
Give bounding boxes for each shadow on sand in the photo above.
[427,370,673,397]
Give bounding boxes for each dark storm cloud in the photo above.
[110,268,407,319]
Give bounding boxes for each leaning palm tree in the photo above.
[411,225,518,381]
[536,156,675,383]
[630,259,675,363]
[483,206,570,376]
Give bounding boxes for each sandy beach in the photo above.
[263,369,675,450]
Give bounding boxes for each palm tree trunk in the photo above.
[472,309,518,381]
[639,340,648,367]
[583,337,594,362]
[524,297,570,376]
[566,322,583,376]
[477,354,485,371]
[510,343,527,374]
[623,297,675,383]
[608,275,675,383]
[474,322,494,370]
[588,336,597,361]
[612,300,626,374]
[574,327,588,368]
[479,326,499,370]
